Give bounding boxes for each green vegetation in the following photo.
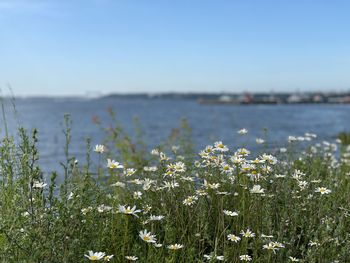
[0,111,349,262]
[338,131,350,146]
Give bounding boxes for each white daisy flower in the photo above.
[183,195,198,206]
[118,205,141,217]
[139,229,157,243]
[315,187,331,195]
[110,182,126,188]
[124,168,137,176]
[250,185,265,194]
[238,128,248,135]
[149,215,165,221]
[240,228,255,238]
[239,254,252,261]
[84,251,105,261]
[103,255,114,261]
[150,149,160,156]
[204,254,224,261]
[308,240,320,247]
[107,159,123,169]
[263,241,285,253]
[223,210,239,217]
[133,191,143,199]
[167,244,184,250]
[256,138,265,144]
[221,163,234,174]
[214,141,229,152]
[143,166,158,172]
[94,144,105,153]
[33,181,47,189]
[163,181,179,189]
[260,154,277,165]
[236,148,251,156]
[227,234,241,242]
[204,179,220,189]
[280,147,287,153]
[125,255,138,261]
[275,174,286,178]
[288,136,298,143]
[97,204,112,213]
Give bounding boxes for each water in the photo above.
[3,97,350,179]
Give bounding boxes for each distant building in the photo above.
[342,96,350,103]
[287,94,303,103]
[218,95,233,102]
[328,97,344,103]
[238,93,253,104]
[312,94,324,103]
[261,95,281,104]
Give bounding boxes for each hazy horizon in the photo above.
[1,0,350,96]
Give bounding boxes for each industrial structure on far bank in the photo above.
[102,91,350,105]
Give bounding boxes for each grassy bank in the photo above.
[0,114,349,262]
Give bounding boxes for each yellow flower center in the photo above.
[90,255,99,260]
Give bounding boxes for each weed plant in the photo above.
[0,111,349,262]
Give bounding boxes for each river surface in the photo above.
[2,97,350,180]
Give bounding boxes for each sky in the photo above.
[0,0,350,96]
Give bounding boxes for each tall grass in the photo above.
[0,109,349,262]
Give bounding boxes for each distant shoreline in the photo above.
[5,91,350,105]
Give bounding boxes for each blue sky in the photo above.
[0,0,350,96]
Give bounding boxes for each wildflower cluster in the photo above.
[0,125,348,262]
